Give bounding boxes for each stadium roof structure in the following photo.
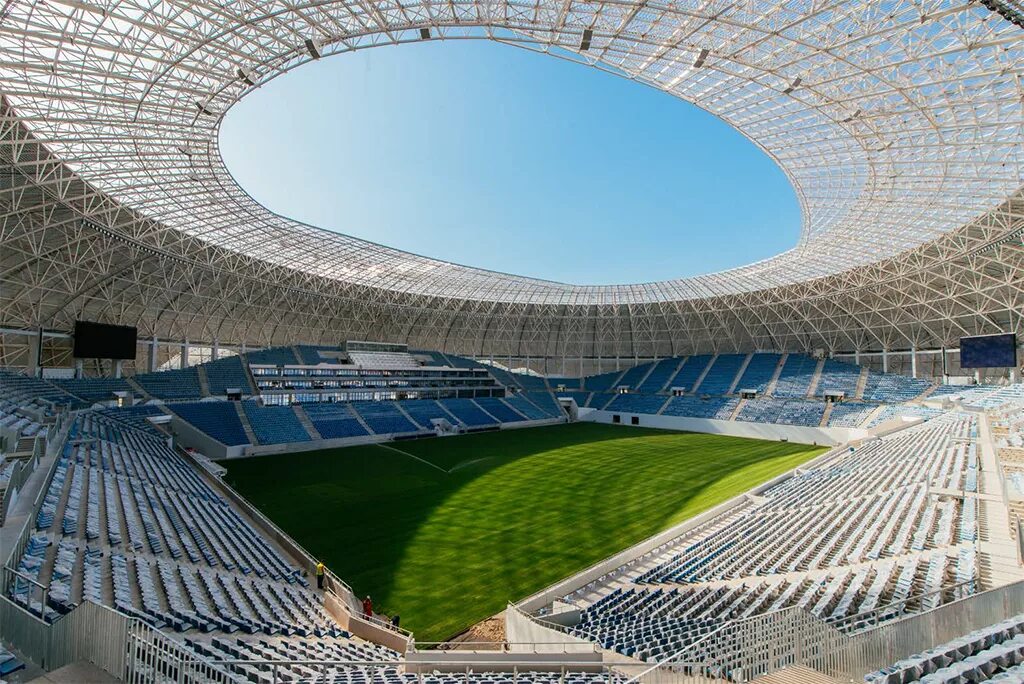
[2,0,1024,361]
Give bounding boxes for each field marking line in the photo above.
[376,443,449,474]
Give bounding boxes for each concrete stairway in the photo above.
[730,399,747,421]
[394,402,425,430]
[726,353,753,395]
[805,358,826,398]
[690,355,718,394]
[293,405,323,440]
[819,402,834,427]
[633,363,659,391]
[232,402,258,445]
[657,358,687,393]
[196,365,211,397]
[764,353,788,397]
[854,366,870,399]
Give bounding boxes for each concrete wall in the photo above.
[504,606,600,655]
[234,418,564,460]
[580,410,871,446]
[167,415,246,460]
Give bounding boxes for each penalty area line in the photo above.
[375,443,449,474]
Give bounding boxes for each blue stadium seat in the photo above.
[242,401,311,444]
[171,402,249,446]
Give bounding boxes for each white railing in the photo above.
[670,578,1024,682]
[0,598,128,675]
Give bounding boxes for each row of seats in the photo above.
[14,411,312,629]
[562,413,981,663]
[737,398,825,427]
[242,402,311,445]
[868,614,1024,683]
[171,402,249,446]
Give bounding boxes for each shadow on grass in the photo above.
[223,423,823,642]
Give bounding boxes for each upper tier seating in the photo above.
[484,365,522,389]
[203,355,251,395]
[661,396,738,420]
[773,355,819,397]
[615,362,657,391]
[696,354,747,395]
[171,402,249,446]
[604,394,668,415]
[411,350,451,367]
[862,371,932,403]
[56,377,133,404]
[0,369,78,407]
[734,353,782,394]
[294,345,343,365]
[242,402,311,444]
[667,355,713,393]
[585,370,627,393]
[442,354,480,370]
[436,399,498,427]
[636,358,683,394]
[134,367,203,401]
[512,373,549,391]
[300,403,369,439]
[348,351,421,370]
[245,347,301,365]
[816,359,861,397]
[351,401,419,434]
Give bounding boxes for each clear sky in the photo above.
[220,41,801,285]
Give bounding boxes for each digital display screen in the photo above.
[959,333,1018,368]
[72,320,137,360]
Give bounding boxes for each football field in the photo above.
[224,422,825,642]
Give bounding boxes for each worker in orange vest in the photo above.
[315,561,325,589]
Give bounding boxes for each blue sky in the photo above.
[220,41,800,285]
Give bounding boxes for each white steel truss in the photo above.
[1,0,1023,363]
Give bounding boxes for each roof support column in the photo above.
[911,346,918,379]
[181,340,190,369]
[882,349,889,374]
[26,328,42,378]
[148,336,158,373]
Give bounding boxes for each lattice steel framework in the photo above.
[1,0,1024,364]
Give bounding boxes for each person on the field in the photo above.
[315,561,325,589]
[362,595,373,619]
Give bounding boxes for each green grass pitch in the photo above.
[223,422,826,642]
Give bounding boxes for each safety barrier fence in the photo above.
[666,577,1024,682]
[0,447,38,525]
[0,597,128,675]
